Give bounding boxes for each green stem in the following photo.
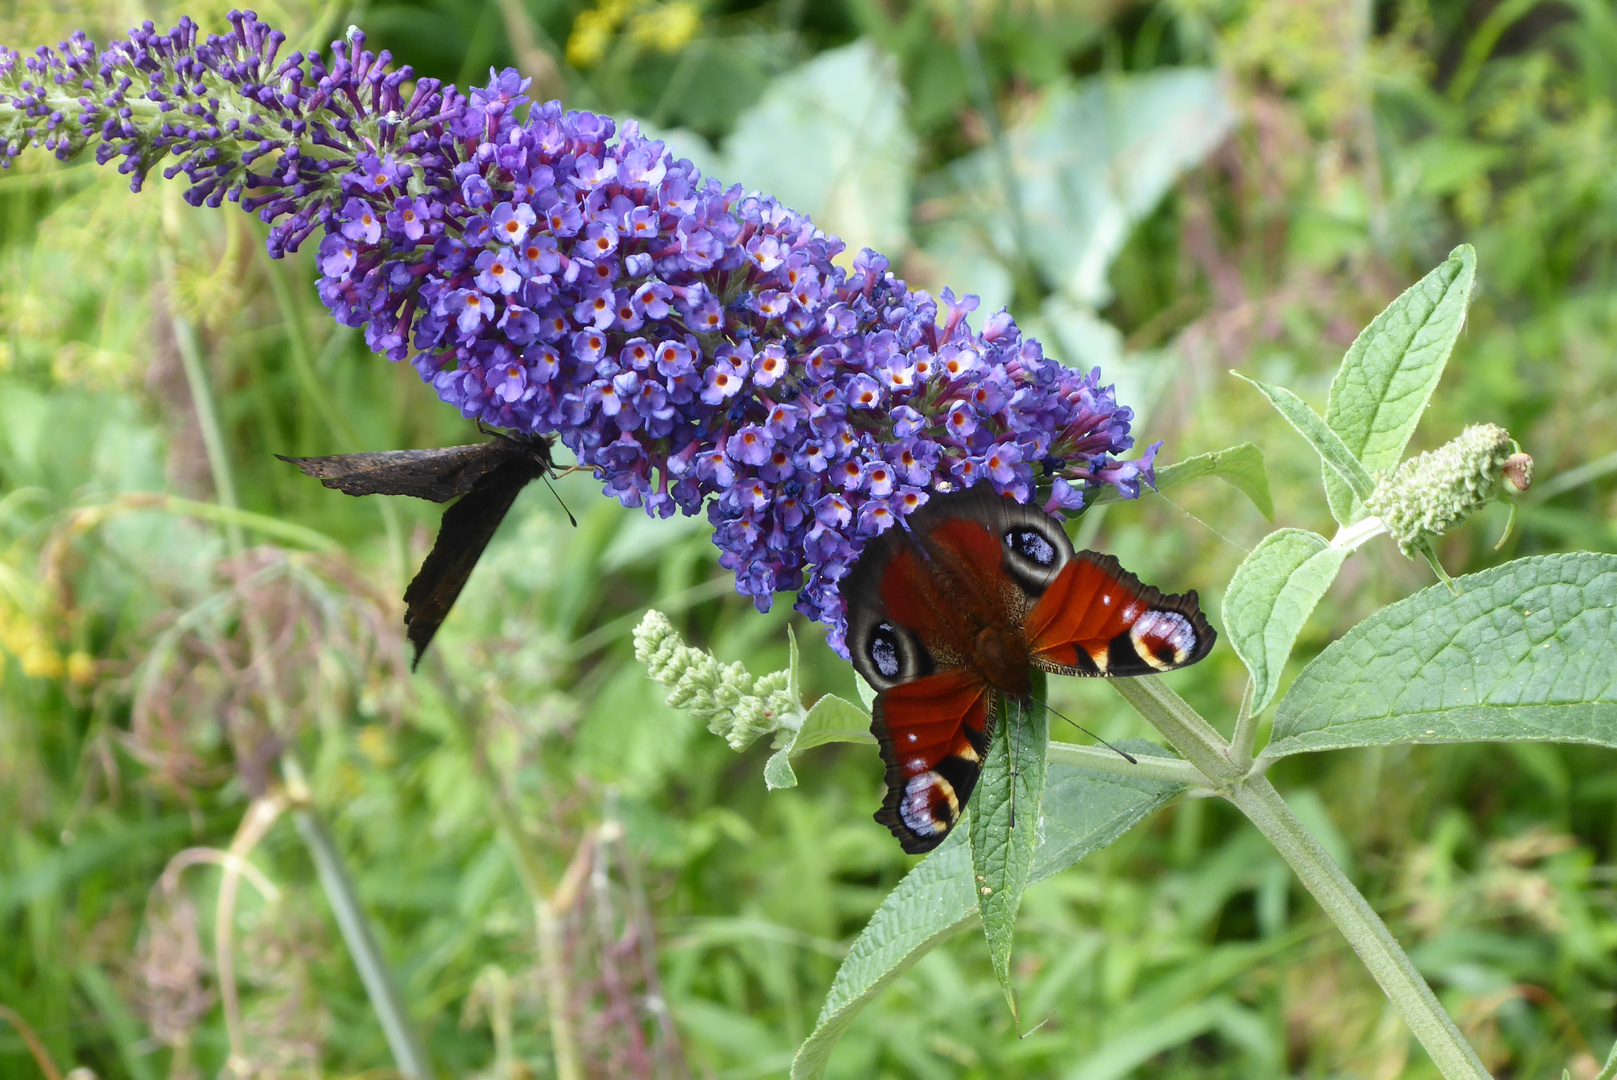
[1228,678,1259,771]
[1109,675,1238,783]
[1225,777,1492,1079]
[288,796,433,1080]
[167,296,244,556]
[1111,675,1491,1078]
[1046,739,1205,787]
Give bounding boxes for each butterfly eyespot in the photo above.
[1129,609,1197,670]
[1006,528,1056,567]
[899,771,959,838]
[867,624,902,678]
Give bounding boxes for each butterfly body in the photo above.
[843,483,1214,853]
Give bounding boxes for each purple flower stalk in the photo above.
[1,11,1160,653]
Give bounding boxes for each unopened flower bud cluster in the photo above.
[633,611,802,751]
[1365,423,1528,558]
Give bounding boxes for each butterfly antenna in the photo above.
[1044,703,1138,765]
[541,472,578,527]
[1152,488,1250,555]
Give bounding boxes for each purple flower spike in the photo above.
[0,16,1161,653]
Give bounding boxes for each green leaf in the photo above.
[794,694,877,752]
[791,740,1183,1080]
[765,693,877,791]
[722,39,915,260]
[763,747,799,790]
[969,680,1050,1017]
[1089,442,1274,519]
[1222,529,1354,716]
[786,623,802,704]
[1233,373,1375,519]
[1323,245,1477,523]
[1262,553,1617,761]
[855,673,877,711]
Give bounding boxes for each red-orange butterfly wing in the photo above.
[842,483,1215,854]
[870,670,994,853]
[1026,552,1214,677]
[843,486,1070,852]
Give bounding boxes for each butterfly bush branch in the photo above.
[1227,777,1493,1080]
[1,11,1159,652]
[1112,677,1493,1078]
[1107,676,1240,785]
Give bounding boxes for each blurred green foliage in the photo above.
[2,0,1616,1078]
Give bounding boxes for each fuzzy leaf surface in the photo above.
[1263,553,1617,760]
[764,694,877,790]
[1323,245,1477,523]
[1223,529,1354,715]
[970,683,1050,1016]
[1235,373,1375,520]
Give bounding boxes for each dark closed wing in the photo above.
[279,432,558,667]
[402,454,550,668]
[278,435,551,503]
[1026,552,1215,677]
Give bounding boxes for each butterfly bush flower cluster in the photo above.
[1,12,1158,652]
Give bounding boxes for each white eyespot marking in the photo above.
[906,732,918,743]
[1007,528,1056,567]
[906,756,928,773]
[899,771,960,837]
[1129,610,1197,670]
[868,624,901,678]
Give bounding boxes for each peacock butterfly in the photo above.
[843,482,1215,853]
[280,429,561,668]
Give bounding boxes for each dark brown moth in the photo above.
[279,430,563,668]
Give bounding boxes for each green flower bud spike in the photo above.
[633,611,803,752]
[1363,423,1533,591]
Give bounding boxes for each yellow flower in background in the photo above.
[567,0,631,67]
[568,0,699,67]
[65,651,96,686]
[0,567,70,683]
[630,2,699,52]
[20,643,64,680]
[356,724,397,769]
